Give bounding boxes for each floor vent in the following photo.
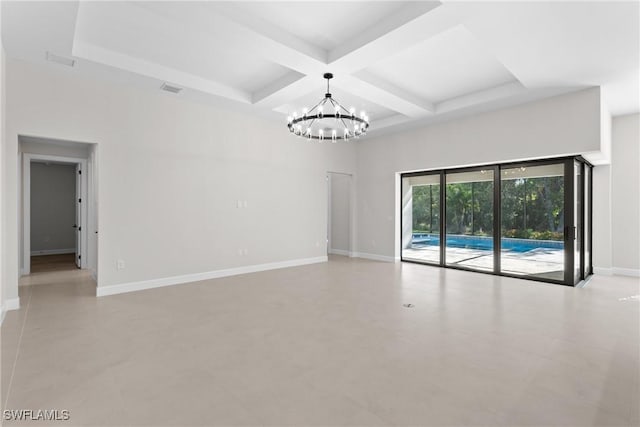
[46,51,75,67]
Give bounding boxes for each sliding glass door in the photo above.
[500,162,565,281]
[401,173,441,264]
[573,160,583,284]
[445,169,494,272]
[583,166,592,277]
[400,156,593,286]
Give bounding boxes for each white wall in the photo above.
[3,58,357,300]
[611,113,640,275]
[355,87,603,260]
[592,165,612,274]
[0,16,5,320]
[30,162,76,253]
[329,173,351,254]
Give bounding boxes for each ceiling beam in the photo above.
[328,4,459,74]
[328,2,442,66]
[353,70,435,114]
[253,74,318,109]
[208,3,328,67]
[133,1,325,75]
[333,75,433,118]
[252,70,307,104]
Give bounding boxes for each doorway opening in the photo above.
[29,161,81,273]
[20,135,98,280]
[23,155,87,275]
[327,172,354,257]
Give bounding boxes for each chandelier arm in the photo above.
[330,98,348,114]
[330,97,345,112]
[307,99,324,114]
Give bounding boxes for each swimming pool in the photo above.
[412,233,564,253]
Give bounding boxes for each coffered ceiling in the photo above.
[2,1,638,138]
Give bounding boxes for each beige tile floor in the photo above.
[2,256,639,426]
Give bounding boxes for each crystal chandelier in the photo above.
[287,73,370,142]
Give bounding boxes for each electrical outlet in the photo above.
[238,249,243,255]
[117,259,125,270]
[237,200,242,208]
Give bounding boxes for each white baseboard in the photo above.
[329,249,352,257]
[612,267,640,277]
[97,256,328,297]
[30,248,75,256]
[4,298,20,311]
[593,267,613,276]
[593,267,640,277]
[352,252,397,263]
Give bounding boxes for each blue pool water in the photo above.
[412,234,564,252]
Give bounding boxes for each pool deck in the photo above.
[403,246,564,280]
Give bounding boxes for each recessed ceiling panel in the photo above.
[224,2,411,51]
[74,2,293,93]
[363,25,518,104]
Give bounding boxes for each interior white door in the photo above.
[75,164,82,268]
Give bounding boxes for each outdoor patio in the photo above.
[403,245,565,280]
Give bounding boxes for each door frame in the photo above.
[22,153,88,275]
[326,171,355,257]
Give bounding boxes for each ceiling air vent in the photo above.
[160,83,183,94]
[45,51,75,67]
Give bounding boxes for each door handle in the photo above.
[72,224,78,228]
[564,226,577,240]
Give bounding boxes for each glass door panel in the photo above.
[500,163,565,281]
[574,161,582,283]
[401,174,441,264]
[445,169,494,272]
[584,166,592,276]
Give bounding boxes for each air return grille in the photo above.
[160,83,183,94]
